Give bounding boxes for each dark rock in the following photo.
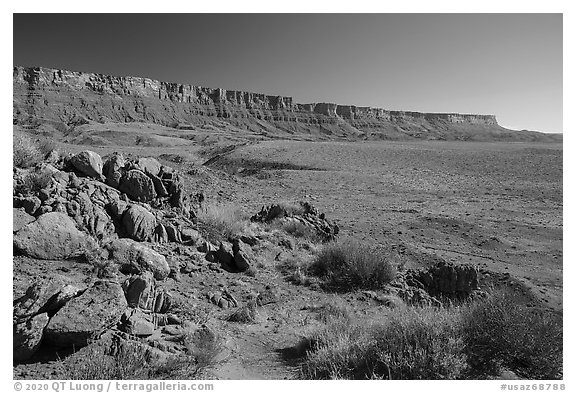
[108,238,170,280]
[70,151,103,179]
[13,313,49,361]
[122,204,156,241]
[120,309,156,337]
[14,195,41,216]
[216,241,234,269]
[232,239,254,272]
[153,224,169,243]
[44,281,128,348]
[13,212,96,260]
[148,172,168,197]
[119,169,156,202]
[102,152,125,188]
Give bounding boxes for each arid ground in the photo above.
[13,123,563,380]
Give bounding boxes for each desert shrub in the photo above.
[461,288,563,379]
[36,137,57,157]
[310,238,396,290]
[301,306,466,380]
[226,299,260,323]
[63,341,162,380]
[13,133,43,168]
[14,168,54,195]
[181,325,223,375]
[281,220,322,242]
[314,301,351,323]
[278,256,314,286]
[197,203,247,242]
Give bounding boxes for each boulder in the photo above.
[216,241,234,269]
[122,271,156,309]
[13,212,96,260]
[122,204,156,241]
[14,195,41,216]
[13,208,35,232]
[136,157,161,177]
[180,227,201,244]
[153,224,169,243]
[148,172,168,197]
[120,309,155,336]
[44,281,128,348]
[102,153,125,189]
[14,280,85,321]
[108,238,170,280]
[119,169,156,202]
[70,150,103,179]
[232,239,254,272]
[13,313,49,361]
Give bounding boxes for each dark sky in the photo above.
[13,14,562,133]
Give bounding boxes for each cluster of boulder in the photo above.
[13,271,180,361]
[251,201,339,242]
[12,150,214,362]
[13,150,203,258]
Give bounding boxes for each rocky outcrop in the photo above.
[44,280,128,348]
[15,66,561,142]
[70,151,103,179]
[13,212,96,260]
[107,238,170,280]
[251,201,339,242]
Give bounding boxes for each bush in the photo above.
[14,168,54,195]
[461,289,563,379]
[301,306,466,379]
[281,220,322,242]
[13,133,43,168]
[226,299,260,323]
[310,239,396,290]
[197,203,247,242]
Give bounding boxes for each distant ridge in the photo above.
[13,66,562,143]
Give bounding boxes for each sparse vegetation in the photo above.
[197,203,248,242]
[310,238,397,290]
[461,288,563,379]
[280,220,322,242]
[14,168,54,195]
[13,133,43,168]
[301,306,466,380]
[300,289,563,380]
[226,299,260,323]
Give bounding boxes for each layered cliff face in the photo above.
[13,66,557,142]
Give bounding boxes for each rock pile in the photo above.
[251,201,339,242]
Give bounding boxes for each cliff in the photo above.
[13,66,560,142]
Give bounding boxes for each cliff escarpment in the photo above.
[13,66,560,142]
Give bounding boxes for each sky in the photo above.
[13,13,562,133]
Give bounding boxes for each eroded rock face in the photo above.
[136,157,161,177]
[108,238,170,280]
[70,151,103,179]
[232,239,254,272]
[122,204,156,241]
[13,212,96,260]
[44,281,128,348]
[119,170,156,202]
[13,208,35,232]
[13,313,49,361]
[410,261,479,297]
[102,153,125,189]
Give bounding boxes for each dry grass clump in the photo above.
[278,256,315,286]
[226,299,260,323]
[197,203,248,242]
[300,288,563,380]
[13,133,58,169]
[62,325,222,379]
[13,133,43,168]
[310,238,397,290]
[461,288,563,379]
[300,306,466,380]
[280,220,322,243]
[62,341,161,380]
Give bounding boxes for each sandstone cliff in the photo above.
[13,66,560,142]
